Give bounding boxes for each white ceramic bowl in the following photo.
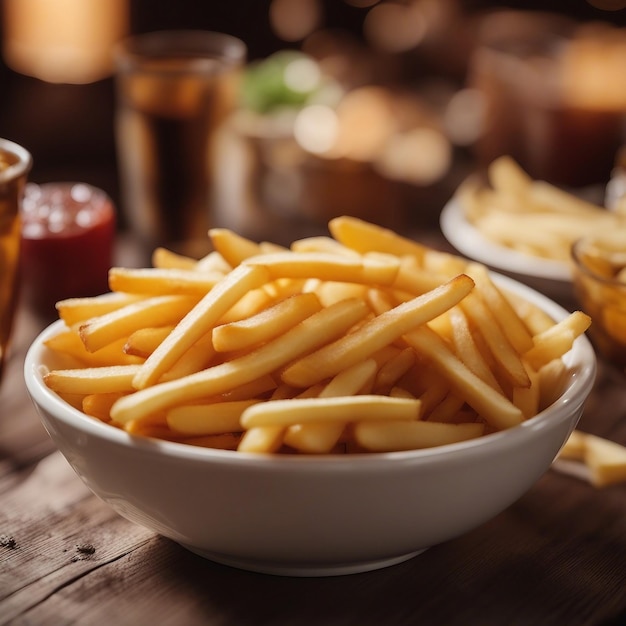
[24,275,596,577]
[440,197,575,305]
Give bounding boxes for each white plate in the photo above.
[440,196,572,282]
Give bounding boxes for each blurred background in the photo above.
[1,0,626,244]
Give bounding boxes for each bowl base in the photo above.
[180,544,428,577]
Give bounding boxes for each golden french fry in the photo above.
[459,290,530,388]
[373,347,416,395]
[425,393,466,424]
[523,311,592,370]
[282,274,474,388]
[487,154,532,195]
[291,236,360,257]
[404,325,524,430]
[44,364,142,395]
[512,361,540,419]
[83,392,128,421]
[212,292,321,353]
[448,306,502,391]
[209,228,264,266]
[465,262,534,353]
[354,420,484,452]
[152,246,198,270]
[244,251,400,286]
[133,264,271,389]
[584,433,626,488]
[79,295,200,354]
[110,297,370,424]
[158,331,217,382]
[56,292,144,327]
[238,425,285,453]
[283,359,379,454]
[124,326,174,358]
[45,330,143,367]
[167,400,260,436]
[329,215,427,261]
[240,395,422,429]
[108,267,225,296]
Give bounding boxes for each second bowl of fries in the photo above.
[24,217,597,576]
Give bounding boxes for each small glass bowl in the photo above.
[570,232,626,370]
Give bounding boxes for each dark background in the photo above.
[0,0,624,229]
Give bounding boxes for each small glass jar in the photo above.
[20,182,116,319]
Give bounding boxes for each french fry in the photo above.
[458,290,530,388]
[240,395,422,429]
[523,311,592,370]
[167,399,260,436]
[124,326,174,358]
[110,297,370,424]
[448,307,502,391]
[465,262,534,353]
[354,420,484,452]
[282,274,474,388]
[404,325,525,430]
[209,228,264,266]
[244,251,401,286]
[152,246,198,270]
[45,330,143,367]
[56,292,144,327]
[44,364,143,395]
[283,359,379,453]
[79,295,199,353]
[212,292,321,353]
[329,215,427,261]
[133,264,271,389]
[108,267,225,296]
[83,392,128,421]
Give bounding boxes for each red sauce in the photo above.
[20,183,115,319]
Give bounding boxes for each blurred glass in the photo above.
[0,138,32,383]
[468,11,625,188]
[113,30,246,255]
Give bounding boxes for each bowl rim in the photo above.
[24,273,597,470]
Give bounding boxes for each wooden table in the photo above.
[2,234,626,626]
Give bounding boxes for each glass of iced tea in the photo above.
[0,138,32,383]
[113,30,246,256]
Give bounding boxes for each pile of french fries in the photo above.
[43,216,592,456]
[457,156,626,263]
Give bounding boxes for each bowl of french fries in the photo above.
[571,231,626,371]
[24,217,596,577]
[441,156,626,303]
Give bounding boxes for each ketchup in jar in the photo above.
[20,182,115,319]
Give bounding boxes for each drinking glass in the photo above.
[113,30,246,256]
[0,138,32,383]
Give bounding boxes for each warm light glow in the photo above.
[443,88,486,146]
[561,27,626,111]
[294,104,339,154]
[363,1,426,53]
[327,87,396,160]
[283,56,322,94]
[269,0,323,43]
[375,127,452,186]
[2,0,129,84]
